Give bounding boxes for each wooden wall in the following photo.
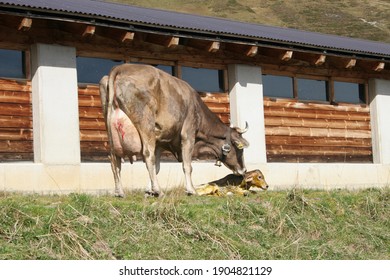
[0,79,33,162]
[264,98,373,163]
[0,80,373,164]
[78,85,230,162]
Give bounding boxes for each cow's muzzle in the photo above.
[234,167,247,176]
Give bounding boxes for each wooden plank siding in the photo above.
[264,98,373,163]
[0,79,33,162]
[78,85,230,162]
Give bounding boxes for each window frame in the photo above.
[76,54,229,94]
[262,70,369,105]
[0,47,30,80]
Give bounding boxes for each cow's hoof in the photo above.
[115,192,125,198]
[186,191,197,196]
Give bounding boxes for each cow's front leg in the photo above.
[109,153,125,197]
[181,131,197,195]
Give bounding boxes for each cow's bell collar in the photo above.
[215,143,231,167]
[215,127,232,166]
[222,143,231,155]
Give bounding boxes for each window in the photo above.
[334,81,365,104]
[262,73,367,104]
[181,66,225,92]
[77,57,124,84]
[262,74,294,98]
[155,64,174,75]
[0,49,26,79]
[297,78,328,102]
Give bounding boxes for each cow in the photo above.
[100,76,142,197]
[103,64,249,197]
[195,169,269,196]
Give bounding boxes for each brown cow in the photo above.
[104,64,249,197]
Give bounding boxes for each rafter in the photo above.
[208,41,220,53]
[373,62,385,72]
[281,50,293,61]
[246,46,258,57]
[82,25,96,37]
[18,18,32,31]
[121,31,135,43]
[314,54,326,66]
[165,36,180,48]
[345,58,356,69]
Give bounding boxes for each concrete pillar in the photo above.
[31,44,80,164]
[369,79,390,164]
[228,64,267,164]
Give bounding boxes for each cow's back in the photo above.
[113,64,202,144]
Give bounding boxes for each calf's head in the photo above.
[242,169,269,191]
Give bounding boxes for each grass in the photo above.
[0,187,389,260]
[108,0,390,43]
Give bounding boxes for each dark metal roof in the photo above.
[1,0,389,59]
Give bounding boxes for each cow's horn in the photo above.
[236,121,249,134]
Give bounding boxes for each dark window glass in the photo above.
[297,78,328,101]
[334,81,365,104]
[262,74,294,98]
[77,57,123,84]
[181,66,224,92]
[155,64,174,75]
[0,49,25,78]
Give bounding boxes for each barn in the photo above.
[0,0,389,193]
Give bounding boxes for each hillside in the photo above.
[106,0,390,43]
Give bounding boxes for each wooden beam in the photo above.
[82,25,96,37]
[18,18,32,31]
[165,36,180,48]
[345,58,356,69]
[373,62,385,72]
[208,41,220,53]
[314,54,326,66]
[121,31,135,43]
[246,46,258,57]
[281,50,293,61]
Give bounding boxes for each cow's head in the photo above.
[218,122,249,175]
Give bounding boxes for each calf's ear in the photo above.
[244,174,253,182]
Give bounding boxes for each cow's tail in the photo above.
[106,65,121,151]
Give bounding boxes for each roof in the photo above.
[1,0,389,60]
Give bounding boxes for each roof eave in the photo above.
[1,3,389,62]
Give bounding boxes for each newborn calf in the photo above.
[196,169,268,196]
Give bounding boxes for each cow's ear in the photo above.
[234,140,249,149]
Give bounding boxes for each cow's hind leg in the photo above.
[142,139,164,197]
[109,153,125,197]
[145,146,163,196]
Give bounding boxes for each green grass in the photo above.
[0,188,389,259]
[108,0,390,43]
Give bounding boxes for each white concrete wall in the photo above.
[228,64,267,164]
[31,44,80,164]
[369,79,390,164]
[1,162,389,194]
